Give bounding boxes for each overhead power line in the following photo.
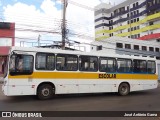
[68,0,95,11]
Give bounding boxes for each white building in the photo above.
[93,0,160,80]
[94,0,160,41]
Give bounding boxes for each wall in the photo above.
[0,22,15,75]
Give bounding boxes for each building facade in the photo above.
[95,0,160,41]
[0,22,15,76]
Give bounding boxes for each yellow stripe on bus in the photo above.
[8,72,158,80]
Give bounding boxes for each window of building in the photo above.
[156,57,160,60]
[99,57,116,72]
[56,54,78,71]
[116,43,123,48]
[36,53,55,70]
[133,60,147,73]
[137,18,139,22]
[133,3,136,8]
[134,45,139,50]
[134,19,136,23]
[157,39,160,42]
[153,0,156,4]
[79,56,98,72]
[149,47,154,51]
[125,44,131,49]
[131,35,133,38]
[155,48,159,52]
[136,2,139,7]
[142,46,147,51]
[147,61,156,74]
[97,45,102,51]
[137,10,139,14]
[134,35,137,39]
[117,59,132,73]
[149,21,154,25]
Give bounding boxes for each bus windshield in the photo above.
[9,54,34,76]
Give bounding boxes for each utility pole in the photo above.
[62,0,68,50]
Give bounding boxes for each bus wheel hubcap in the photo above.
[42,88,50,96]
[122,86,127,93]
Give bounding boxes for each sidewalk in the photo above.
[0,77,3,84]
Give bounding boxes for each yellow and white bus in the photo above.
[1,47,159,100]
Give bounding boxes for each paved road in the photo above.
[0,84,160,119]
[0,84,160,111]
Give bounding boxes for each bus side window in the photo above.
[117,58,132,73]
[36,53,46,69]
[56,54,78,71]
[99,57,116,72]
[79,56,98,72]
[147,61,156,74]
[133,59,147,73]
[36,53,55,70]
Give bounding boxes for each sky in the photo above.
[0,0,125,49]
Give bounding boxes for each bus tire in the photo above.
[118,83,130,96]
[37,84,54,100]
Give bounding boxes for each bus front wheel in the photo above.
[118,83,130,96]
[37,84,54,100]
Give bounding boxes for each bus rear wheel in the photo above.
[37,84,54,100]
[118,83,130,96]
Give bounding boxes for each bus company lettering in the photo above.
[99,74,116,79]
